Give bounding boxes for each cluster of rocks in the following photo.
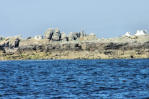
[0,28,98,54]
[0,37,20,49]
[0,28,98,51]
[31,28,97,41]
[44,28,87,41]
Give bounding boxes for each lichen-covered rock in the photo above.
[51,28,61,41]
[44,28,54,40]
[68,31,88,41]
[0,37,20,48]
[68,32,78,41]
[9,38,20,48]
[44,28,88,41]
[61,32,68,41]
[0,40,9,47]
[44,28,62,41]
[73,32,81,38]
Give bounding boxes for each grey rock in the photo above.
[61,32,68,41]
[0,37,20,48]
[51,28,61,41]
[104,43,128,50]
[80,31,86,37]
[144,41,149,49]
[26,37,32,40]
[44,28,54,40]
[0,37,5,41]
[0,40,9,47]
[3,48,18,54]
[68,31,87,41]
[9,38,20,48]
[68,32,78,41]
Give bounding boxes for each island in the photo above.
[0,28,149,60]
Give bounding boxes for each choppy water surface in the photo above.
[0,59,149,99]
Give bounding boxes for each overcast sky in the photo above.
[0,0,149,38]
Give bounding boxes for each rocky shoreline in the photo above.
[0,28,149,60]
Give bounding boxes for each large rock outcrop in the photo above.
[51,28,61,41]
[44,28,61,41]
[61,32,68,41]
[0,37,20,48]
[44,28,89,41]
[44,28,54,40]
[68,32,78,41]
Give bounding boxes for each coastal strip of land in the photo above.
[0,28,149,60]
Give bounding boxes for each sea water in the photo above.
[0,59,149,99]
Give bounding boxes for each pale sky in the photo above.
[0,0,149,38]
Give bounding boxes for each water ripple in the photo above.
[0,59,149,98]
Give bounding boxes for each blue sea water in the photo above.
[0,59,149,99]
